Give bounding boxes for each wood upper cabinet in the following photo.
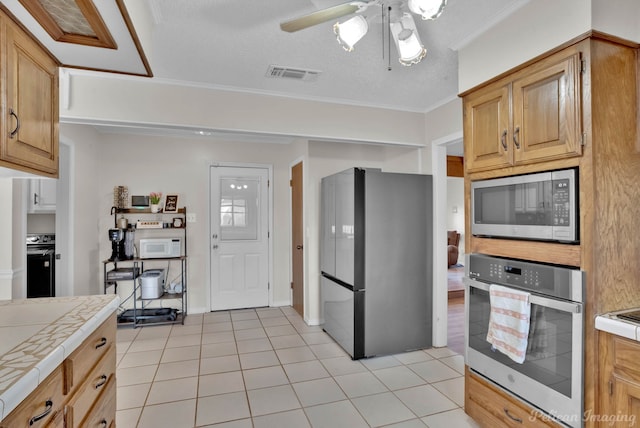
[463,83,511,171]
[0,10,59,177]
[464,48,583,173]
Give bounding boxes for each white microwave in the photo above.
[139,238,181,259]
[471,168,578,243]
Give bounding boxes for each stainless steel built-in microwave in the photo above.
[471,168,578,243]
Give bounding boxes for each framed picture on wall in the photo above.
[164,194,179,213]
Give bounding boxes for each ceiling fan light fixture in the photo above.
[408,0,447,20]
[333,15,368,52]
[390,13,426,66]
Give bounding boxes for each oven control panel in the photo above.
[467,253,582,301]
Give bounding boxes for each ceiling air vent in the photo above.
[266,65,321,82]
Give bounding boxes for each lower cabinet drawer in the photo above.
[81,376,116,428]
[66,345,116,428]
[0,366,65,428]
[64,313,116,395]
[466,369,561,428]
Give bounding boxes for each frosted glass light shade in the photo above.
[333,15,368,51]
[408,0,447,20]
[390,13,426,66]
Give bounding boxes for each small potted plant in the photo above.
[149,192,162,213]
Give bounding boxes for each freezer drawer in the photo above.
[321,276,357,358]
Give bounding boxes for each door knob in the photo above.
[296,245,303,250]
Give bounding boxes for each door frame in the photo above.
[208,162,274,311]
[431,130,463,347]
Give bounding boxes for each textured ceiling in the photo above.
[142,0,528,112]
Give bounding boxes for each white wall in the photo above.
[61,73,427,147]
[59,124,102,296]
[458,0,640,93]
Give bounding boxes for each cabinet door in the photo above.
[463,83,511,172]
[512,52,582,165]
[29,178,57,213]
[612,374,640,422]
[2,15,59,177]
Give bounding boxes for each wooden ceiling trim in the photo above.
[18,0,117,49]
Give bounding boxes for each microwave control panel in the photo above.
[552,179,571,225]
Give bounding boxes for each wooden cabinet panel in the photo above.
[512,52,582,165]
[464,83,511,172]
[0,11,58,177]
[66,345,115,428]
[63,314,116,395]
[0,366,64,428]
[612,374,640,420]
[80,377,116,428]
[466,369,562,427]
[600,333,640,426]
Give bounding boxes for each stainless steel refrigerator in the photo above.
[321,168,433,359]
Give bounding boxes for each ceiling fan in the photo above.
[280,0,447,67]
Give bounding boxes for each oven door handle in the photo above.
[465,278,582,314]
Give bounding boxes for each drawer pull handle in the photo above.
[95,337,107,349]
[500,129,508,151]
[95,374,108,389]
[29,399,53,425]
[96,375,107,389]
[100,419,108,428]
[9,108,20,139]
[504,408,523,424]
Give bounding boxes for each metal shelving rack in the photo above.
[103,207,188,327]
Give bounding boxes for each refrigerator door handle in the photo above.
[321,272,355,292]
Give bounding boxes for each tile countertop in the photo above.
[0,294,120,422]
[595,309,640,341]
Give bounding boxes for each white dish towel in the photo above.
[486,284,531,364]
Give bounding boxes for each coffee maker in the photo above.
[108,228,126,261]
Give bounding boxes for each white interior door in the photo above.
[210,166,269,310]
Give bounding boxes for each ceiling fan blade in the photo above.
[280,2,368,32]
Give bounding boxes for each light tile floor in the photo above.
[115,306,479,428]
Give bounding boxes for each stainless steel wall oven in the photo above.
[465,253,584,427]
